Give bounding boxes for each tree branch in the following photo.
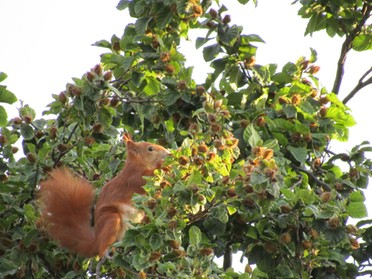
[290,164,331,191]
[358,270,372,277]
[332,3,372,95]
[343,67,372,104]
[332,39,352,95]
[223,244,232,270]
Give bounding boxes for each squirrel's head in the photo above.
[123,133,170,171]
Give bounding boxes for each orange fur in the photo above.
[38,137,169,257]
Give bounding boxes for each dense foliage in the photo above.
[1,0,372,278]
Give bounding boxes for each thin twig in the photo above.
[27,258,35,279]
[290,164,331,191]
[358,270,372,277]
[65,122,79,143]
[95,255,107,279]
[123,97,162,104]
[343,66,372,104]
[187,199,219,225]
[53,123,79,167]
[114,89,162,104]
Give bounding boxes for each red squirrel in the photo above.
[38,134,170,257]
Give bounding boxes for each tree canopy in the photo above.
[1,0,372,278]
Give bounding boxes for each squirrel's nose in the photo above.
[163,149,171,158]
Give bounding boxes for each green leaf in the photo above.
[243,124,262,148]
[328,250,349,266]
[229,65,241,89]
[281,188,296,201]
[0,72,7,82]
[267,118,293,133]
[64,271,85,279]
[156,6,173,29]
[92,39,111,49]
[317,208,335,219]
[245,34,265,43]
[298,100,315,114]
[272,132,288,146]
[120,24,137,49]
[134,1,146,15]
[20,123,34,140]
[206,58,228,87]
[189,226,202,246]
[352,32,372,52]
[349,191,365,202]
[19,105,36,120]
[24,228,39,247]
[203,217,226,236]
[267,182,280,198]
[303,205,317,217]
[357,219,372,228]
[282,104,297,118]
[249,245,276,272]
[143,76,160,95]
[203,43,222,62]
[271,72,292,84]
[227,92,243,107]
[196,37,212,49]
[246,226,258,240]
[287,146,307,163]
[227,206,237,215]
[135,17,151,35]
[250,172,269,185]
[38,141,51,159]
[296,189,318,206]
[163,89,180,106]
[0,258,18,277]
[238,44,257,60]
[164,118,175,132]
[283,62,298,75]
[309,48,318,63]
[149,233,162,250]
[347,202,367,218]
[305,13,325,36]
[24,203,36,221]
[211,205,228,223]
[0,106,7,127]
[326,106,356,127]
[122,56,136,71]
[324,227,348,244]
[326,24,337,38]
[117,0,129,10]
[219,25,241,47]
[0,87,17,104]
[98,108,113,129]
[356,173,369,189]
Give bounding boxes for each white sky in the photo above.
[1,0,372,275]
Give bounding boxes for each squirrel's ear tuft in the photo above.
[123,132,133,143]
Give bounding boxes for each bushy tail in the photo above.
[38,168,99,257]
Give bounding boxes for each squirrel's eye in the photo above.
[147,146,155,152]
